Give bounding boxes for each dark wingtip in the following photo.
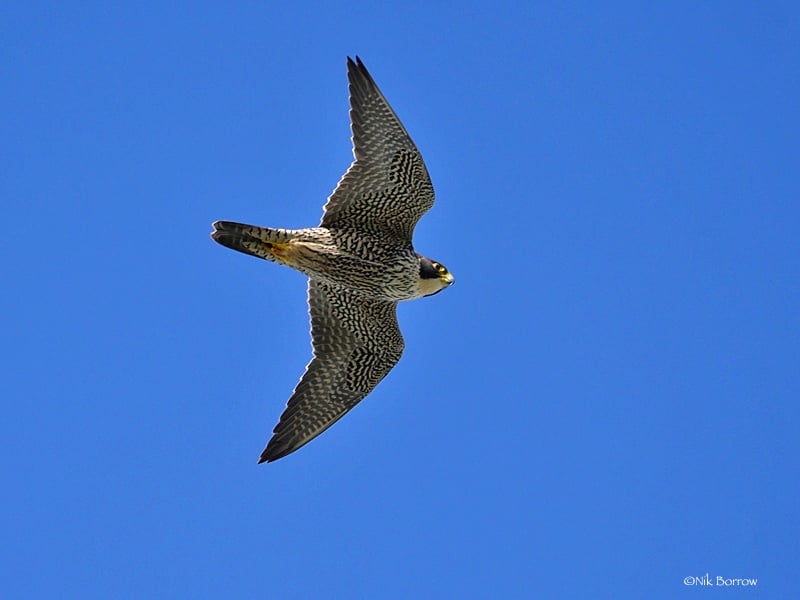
[347,55,373,83]
[258,439,295,464]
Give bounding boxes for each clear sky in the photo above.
[3,2,798,598]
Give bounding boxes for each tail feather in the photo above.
[211,221,287,261]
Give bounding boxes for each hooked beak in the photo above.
[441,272,455,286]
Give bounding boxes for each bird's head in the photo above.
[417,256,455,297]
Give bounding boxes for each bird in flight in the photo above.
[211,57,454,463]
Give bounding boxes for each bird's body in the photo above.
[212,222,433,301]
[211,57,453,462]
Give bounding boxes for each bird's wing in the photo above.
[320,56,435,244]
[260,278,405,462]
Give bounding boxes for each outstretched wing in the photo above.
[320,56,435,244]
[260,279,405,462]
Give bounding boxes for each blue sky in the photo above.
[3,2,798,598]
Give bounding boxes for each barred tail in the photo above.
[211,221,294,262]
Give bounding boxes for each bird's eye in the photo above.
[437,265,447,273]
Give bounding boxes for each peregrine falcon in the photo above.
[211,57,453,463]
